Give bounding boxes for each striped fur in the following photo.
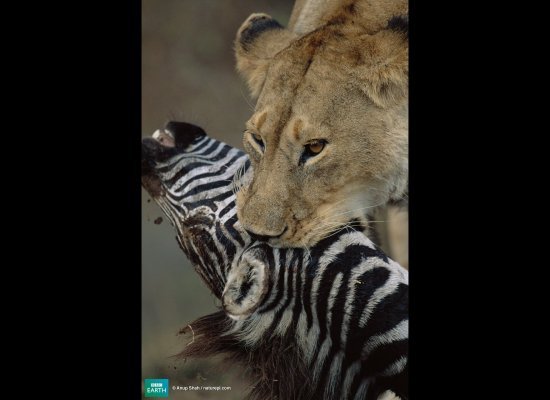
[142,121,408,400]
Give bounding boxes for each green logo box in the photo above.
[144,379,169,398]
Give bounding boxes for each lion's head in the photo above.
[234,0,408,248]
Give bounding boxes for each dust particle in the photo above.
[154,217,163,225]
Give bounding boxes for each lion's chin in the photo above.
[266,231,322,249]
[271,215,369,249]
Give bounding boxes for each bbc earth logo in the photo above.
[144,379,169,398]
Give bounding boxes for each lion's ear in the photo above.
[353,20,408,108]
[235,13,296,98]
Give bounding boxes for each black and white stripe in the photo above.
[141,121,408,400]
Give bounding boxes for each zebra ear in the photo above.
[164,121,206,149]
[222,249,270,320]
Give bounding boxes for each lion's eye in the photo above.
[300,139,327,165]
[251,133,264,151]
[305,140,326,155]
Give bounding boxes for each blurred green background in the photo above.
[142,1,295,399]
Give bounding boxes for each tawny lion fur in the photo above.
[234,0,408,248]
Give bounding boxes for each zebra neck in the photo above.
[180,230,408,399]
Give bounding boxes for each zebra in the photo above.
[142,121,409,400]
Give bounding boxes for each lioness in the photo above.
[234,0,408,250]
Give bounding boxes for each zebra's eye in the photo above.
[250,133,265,151]
[300,139,327,164]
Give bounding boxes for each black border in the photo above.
[408,1,501,396]
[22,1,143,398]
[17,0,517,398]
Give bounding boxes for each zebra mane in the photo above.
[177,311,313,400]
[141,121,409,400]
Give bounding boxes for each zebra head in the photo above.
[141,121,409,400]
[142,121,257,306]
